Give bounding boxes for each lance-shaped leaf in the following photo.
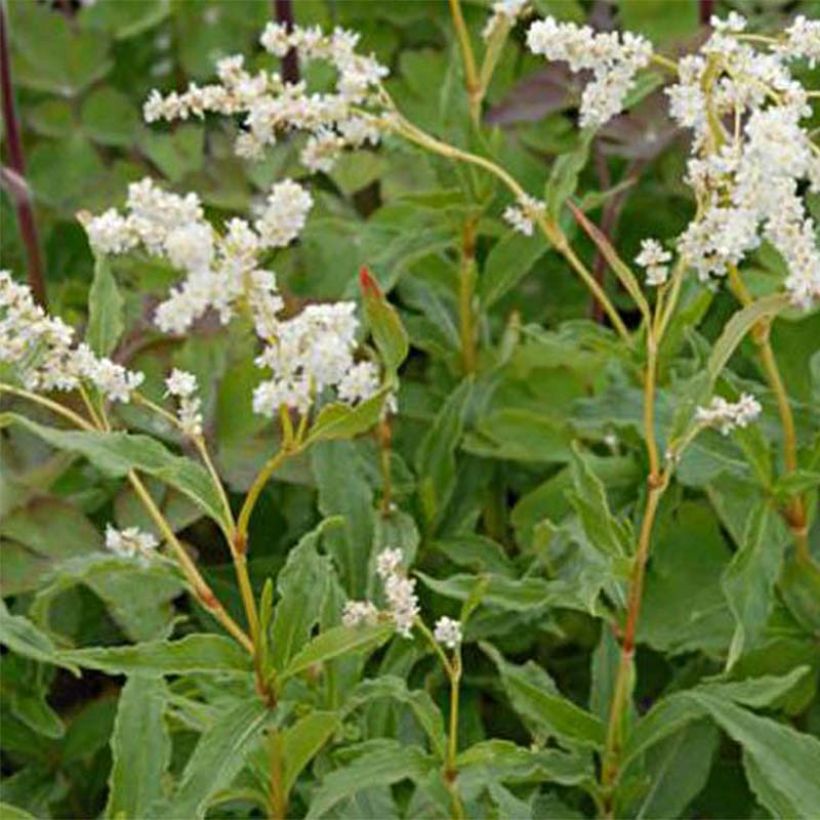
[167,698,269,819]
[281,711,342,796]
[707,293,791,385]
[567,443,632,558]
[60,634,252,677]
[269,519,336,671]
[305,390,387,445]
[345,676,447,759]
[306,740,435,819]
[0,413,230,533]
[482,643,606,749]
[105,674,170,819]
[359,265,409,376]
[0,600,78,673]
[690,691,820,819]
[282,622,394,682]
[721,507,785,669]
[86,254,124,356]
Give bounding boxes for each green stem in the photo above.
[393,116,631,344]
[458,217,479,374]
[448,0,481,126]
[268,728,287,820]
[236,446,296,541]
[0,383,94,431]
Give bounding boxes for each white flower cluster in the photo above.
[341,547,420,637]
[695,392,762,435]
[143,25,390,172]
[82,177,312,336]
[341,599,380,628]
[526,17,652,127]
[778,15,820,68]
[482,0,529,41]
[252,303,380,417]
[165,368,203,437]
[433,615,463,650]
[502,193,545,236]
[635,239,671,286]
[666,14,820,307]
[0,271,144,402]
[105,524,158,565]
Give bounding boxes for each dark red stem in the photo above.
[0,2,46,307]
[273,0,299,84]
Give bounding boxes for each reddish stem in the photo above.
[0,3,46,307]
[273,0,299,84]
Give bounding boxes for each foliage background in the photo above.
[1,0,819,818]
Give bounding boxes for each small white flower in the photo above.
[342,600,380,627]
[337,361,380,405]
[255,180,313,249]
[695,393,762,435]
[635,238,672,286]
[105,524,158,564]
[526,17,652,127]
[376,547,404,579]
[433,616,462,650]
[165,368,197,398]
[503,194,544,236]
[384,573,419,638]
[482,0,529,40]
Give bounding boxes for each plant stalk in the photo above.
[726,266,811,564]
[0,2,47,307]
[448,0,481,125]
[458,217,479,374]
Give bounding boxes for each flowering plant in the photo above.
[1,2,819,819]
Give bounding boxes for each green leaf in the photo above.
[168,698,269,819]
[456,739,592,787]
[568,443,631,558]
[281,711,342,795]
[81,88,139,147]
[105,675,170,819]
[779,556,820,636]
[415,378,472,528]
[707,294,791,385]
[482,643,605,749]
[627,721,719,820]
[282,623,394,681]
[359,266,409,375]
[721,508,785,669]
[311,441,374,597]
[306,391,386,445]
[623,668,811,769]
[9,1,111,96]
[138,125,203,183]
[545,131,594,217]
[270,520,335,671]
[0,414,230,533]
[0,497,102,595]
[639,502,734,655]
[462,409,573,464]
[618,0,698,43]
[0,600,78,674]
[60,634,252,677]
[345,676,447,760]
[31,553,182,643]
[479,230,549,308]
[0,803,37,820]
[689,691,820,819]
[305,741,435,819]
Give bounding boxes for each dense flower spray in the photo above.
[143,24,391,172]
